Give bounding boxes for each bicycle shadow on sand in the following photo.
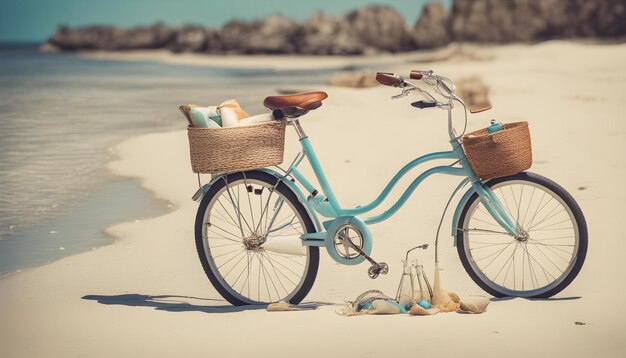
[489,296,582,302]
[82,293,329,313]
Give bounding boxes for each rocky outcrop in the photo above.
[43,1,626,54]
[295,12,366,55]
[345,6,415,53]
[44,6,415,55]
[167,26,209,53]
[295,6,415,55]
[413,3,450,49]
[450,0,626,43]
[48,23,175,51]
[217,14,299,54]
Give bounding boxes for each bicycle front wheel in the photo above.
[195,171,319,306]
[456,172,588,298]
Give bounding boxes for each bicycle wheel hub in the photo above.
[515,229,530,242]
[243,234,265,250]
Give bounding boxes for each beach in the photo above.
[1,41,625,357]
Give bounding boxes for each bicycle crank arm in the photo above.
[345,237,389,279]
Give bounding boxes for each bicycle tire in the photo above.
[195,170,319,306]
[456,172,588,298]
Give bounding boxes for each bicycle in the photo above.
[192,70,588,306]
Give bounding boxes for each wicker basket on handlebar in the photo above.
[461,121,532,180]
[187,120,286,174]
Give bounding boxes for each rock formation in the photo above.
[345,5,415,53]
[43,1,626,54]
[413,2,450,49]
[450,0,626,43]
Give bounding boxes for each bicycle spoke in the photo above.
[261,251,295,293]
[517,185,524,225]
[530,226,574,232]
[214,247,243,261]
[527,242,565,275]
[210,210,245,232]
[494,243,519,284]
[256,253,280,300]
[524,244,556,283]
[223,178,255,235]
[526,197,558,231]
[531,217,571,232]
[475,240,515,268]
[497,187,518,223]
[508,185,520,226]
[533,235,575,241]
[216,198,244,236]
[470,242,513,250]
[470,216,501,228]
[525,193,553,230]
[217,250,246,270]
[521,187,536,228]
[530,240,572,262]
[242,172,257,234]
[254,178,280,235]
[208,222,243,241]
[209,242,240,249]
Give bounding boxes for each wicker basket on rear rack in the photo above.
[460,121,532,180]
[187,120,287,174]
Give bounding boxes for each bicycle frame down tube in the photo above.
[295,137,466,219]
[341,151,461,216]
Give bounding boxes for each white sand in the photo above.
[78,44,491,70]
[2,41,626,357]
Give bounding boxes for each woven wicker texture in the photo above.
[187,120,286,174]
[461,121,532,179]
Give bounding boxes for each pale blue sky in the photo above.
[0,0,452,42]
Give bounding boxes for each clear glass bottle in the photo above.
[395,259,414,309]
[413,262,430,303]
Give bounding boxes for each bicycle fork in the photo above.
[472,181,520,237]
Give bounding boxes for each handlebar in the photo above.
[375,72,405,87]
[409,70,433,80]
[375,69,470,141]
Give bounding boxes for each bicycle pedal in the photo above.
[367,263,389,279]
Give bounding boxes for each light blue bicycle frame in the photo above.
[281,119,520,243]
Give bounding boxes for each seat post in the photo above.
[289,118,308,140]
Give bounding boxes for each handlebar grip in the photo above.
[409,70,423,80]
[376,72,404,87]
[411,100,437,109]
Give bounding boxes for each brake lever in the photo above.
[391,91,408,100]
[391,85,416,100]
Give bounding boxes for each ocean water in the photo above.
[0,44,332,276]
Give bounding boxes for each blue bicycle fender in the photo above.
[451,185,477,240]
[192,170,322,233]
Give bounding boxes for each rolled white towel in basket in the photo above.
[219,107,239,127]
[238,113,274,126]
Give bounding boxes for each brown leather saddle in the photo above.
[264,91,328,118]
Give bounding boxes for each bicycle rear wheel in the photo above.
[195,171,319,306]
[456,172,587,298]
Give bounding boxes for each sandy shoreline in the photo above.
[78,43,498,71]
[2,41,626,357]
